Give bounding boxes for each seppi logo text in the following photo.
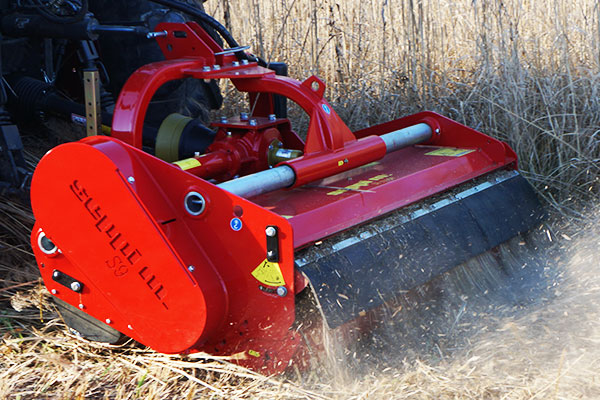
[69,179,169,309]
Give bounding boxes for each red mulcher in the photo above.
[30,22,543,373]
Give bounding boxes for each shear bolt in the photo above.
[265,226,277,237]
[240,112,249,120]
[51,289,57,295]
[268,114,276,121]
[105,319,112,324]
[242,59,249,65]
[232,61,240,67]
[188,265,195,272]
[202,66,211,72]
[249,119,258,126]
[70,282,82,292]
[127,176,135,184]
[276,286,288,297]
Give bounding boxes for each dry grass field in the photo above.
[212,0,600,213]
[1,0,600,398]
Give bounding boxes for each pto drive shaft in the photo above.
[218,123,433,198]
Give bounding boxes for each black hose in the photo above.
[8,76,113,124]
[33,0,89,24]
[148,0,241,51]
[148,0,269,65]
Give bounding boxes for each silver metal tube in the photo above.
[380,123,432,153]
[217,165,296,198]
[219,123,432,198]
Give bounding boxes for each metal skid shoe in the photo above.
[30,22,544,374]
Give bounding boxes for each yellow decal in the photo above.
[252,259,286,286]
[327,174,393,196]
[173,158,202,171]
[425,148,475,157]
[369,174,391,182]
[362,161,380,168]
[337,160,344,167]
[248,349,261,358]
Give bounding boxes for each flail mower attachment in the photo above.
[30,22,544,373]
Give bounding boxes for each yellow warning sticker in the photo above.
[248,349,261,358]
[327,173,393,196]
[425,148,475,157]
[369,173,391,182]
[362,161,380,168]
[173,158,201,170]
[251,259,286,286]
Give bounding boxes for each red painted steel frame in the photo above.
[111,22,387,187]
[256,111,518,248]
[31,137,299,373]
[186,118,298,180]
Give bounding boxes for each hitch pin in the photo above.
[147,30,168,39]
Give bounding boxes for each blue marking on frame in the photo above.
[230,217,243,231]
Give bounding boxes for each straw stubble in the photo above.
[2,0,600,398]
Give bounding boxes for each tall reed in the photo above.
[208,0,600,214]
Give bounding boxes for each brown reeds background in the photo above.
[1,0,600,398]
[211,0,600,215]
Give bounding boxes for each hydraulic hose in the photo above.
[33,0,89,24]
[148,0,266,64]
[148,0,240,49]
